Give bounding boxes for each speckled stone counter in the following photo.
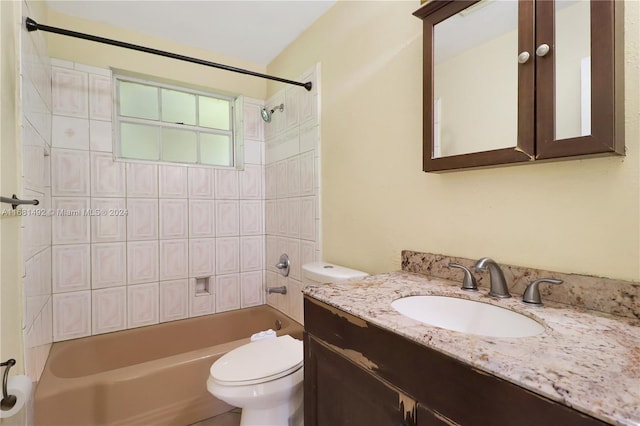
[303,272,640,426]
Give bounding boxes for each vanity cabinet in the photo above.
[414,0,624,172]
[303,296,610,426]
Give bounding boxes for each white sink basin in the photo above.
[391,295,544,338]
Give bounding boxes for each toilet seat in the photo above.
[210,335,303,386]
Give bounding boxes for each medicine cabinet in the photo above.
[414,0,624,172]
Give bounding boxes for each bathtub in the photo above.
[35,306,303,426]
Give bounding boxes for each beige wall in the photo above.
[0,0,25,402]
[267,1,640,282]
[46,10,267,100]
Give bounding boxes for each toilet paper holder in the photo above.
[0,359,16,411]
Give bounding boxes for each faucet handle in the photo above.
[522,278,563,306]
[448,263,478,291]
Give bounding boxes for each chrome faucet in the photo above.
[474,257,511,298]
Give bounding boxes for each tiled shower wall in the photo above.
[50,60,266,341]
[265,65,321,324]
[21,0,53,384]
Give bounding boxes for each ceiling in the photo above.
[45,1,336,66]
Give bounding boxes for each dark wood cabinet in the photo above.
[414,0,624,172]
[304,296,611,426]
[305,335,416,426]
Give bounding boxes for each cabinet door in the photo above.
[415,0,535,171]
[304,334,416,426]
[535,0,624,158]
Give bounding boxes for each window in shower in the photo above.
[114,74,243,168]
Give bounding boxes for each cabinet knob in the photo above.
[517,51,530,64]
[535,43,550,57]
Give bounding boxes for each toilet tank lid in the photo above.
[302,262,368,283]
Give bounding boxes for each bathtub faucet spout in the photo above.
[266,286,287,295]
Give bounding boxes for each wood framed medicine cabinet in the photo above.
[414,0,624,172]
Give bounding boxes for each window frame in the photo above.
[113,73,243,169]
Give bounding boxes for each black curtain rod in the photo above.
[25,17,312,91]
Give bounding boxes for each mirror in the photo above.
[433,1,518,158]
[432,0,592,158]
[554,0,591,140]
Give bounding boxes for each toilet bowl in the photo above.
[207,335,303,426]
[208,262,368,425]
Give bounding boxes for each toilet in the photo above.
[207,262,367,426]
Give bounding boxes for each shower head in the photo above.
[260,103,284,123]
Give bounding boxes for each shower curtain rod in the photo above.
[25,17,312,91]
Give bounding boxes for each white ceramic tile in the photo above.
[286,156,301,197]
[159,239,188,280]
[285,86,301,131]
[287,239,301,281]
[241,236,263,272]
[159,279,188,323]
[159,165,187,198]
[243,101,263,140]
[91,198,127,242]
[189,200,215,237]
[265,200,277,236]
[215,274,240,313]
[265,236,278,273]
[188,278,214,317]
[51,58,73,69]
[126,163,158,198]
[52,198,90,244]
[74,63,111,76]
[89,74,112,121]
[299,124,320,153]
[215,200,239,237]
[300,197,316,241]
[127,282,159,328]
[240,164,262,199]
[92,286,126,334]
[216,237,239,275]
[300,240,316,276]
[276,200,288,236]
[287,198,300,238]
[51,149,90,196]
[89,120,113,152]
[189,239,215,277]
[127,241,159,284]
[52,244,90,293]
[276,160,288,198]
[126,199,158,240]
[52,116,89,150]
[22,145,45,193]
[53,291,91,342]
[52,67,88,118]
[215,169,239,199]
[299,151,315,196]
[241,271,264,308]
[288,279,304,324]
[188,167,215,199]
[265,271,280,309]
[240,200,262,236]
[91,152,125,197]
[159,199,188,239]
[91,242,127,289]
[244,140,263,165]
[265,164,277,200]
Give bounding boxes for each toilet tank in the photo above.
[302,262,368,284]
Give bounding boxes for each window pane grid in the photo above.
[115,75,236,167]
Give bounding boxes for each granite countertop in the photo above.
[302,271,640,426]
